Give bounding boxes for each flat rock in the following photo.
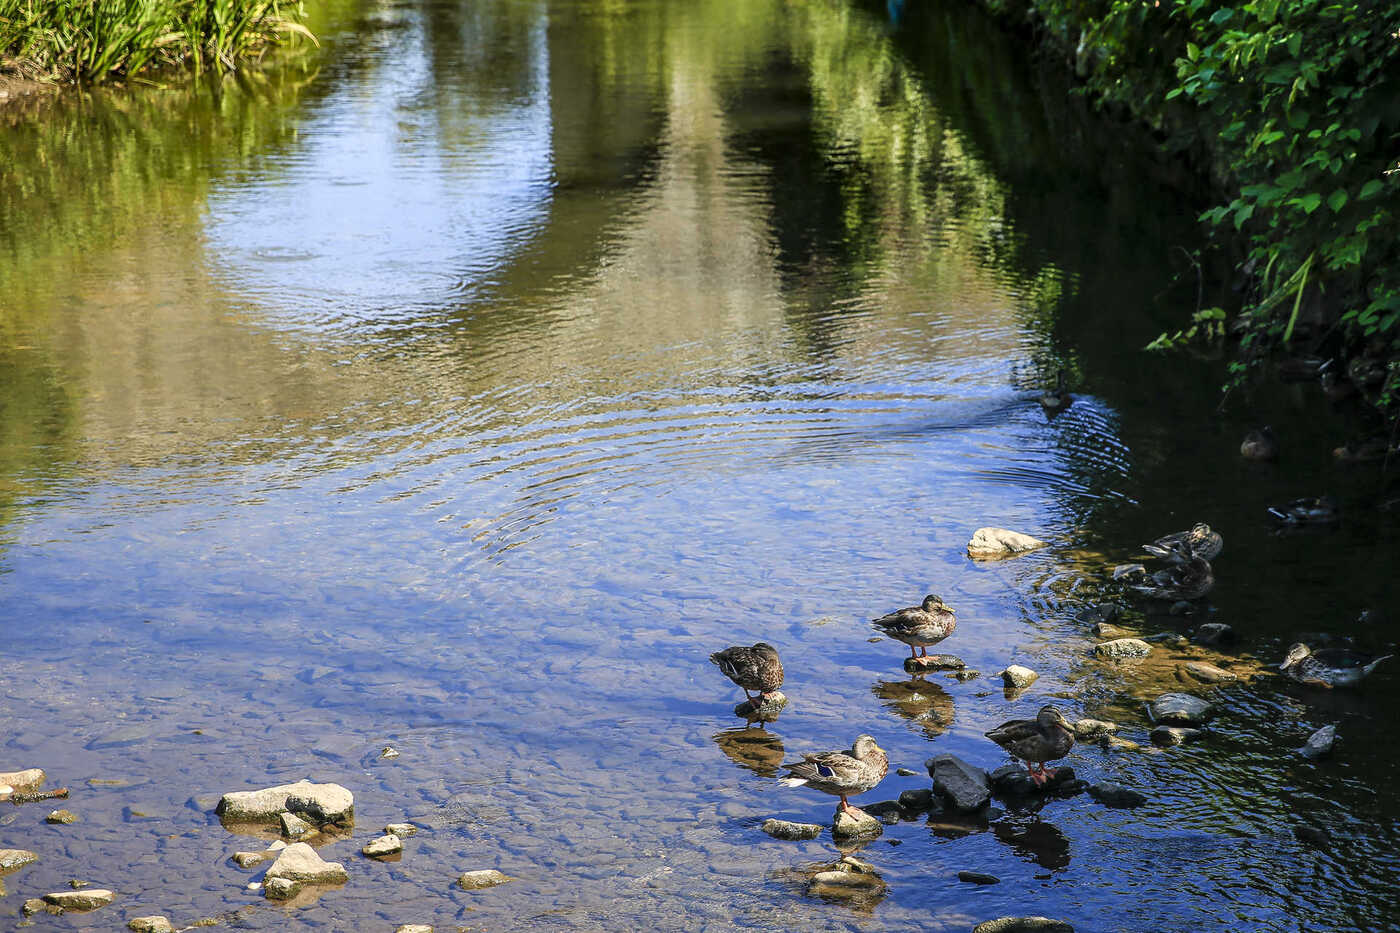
[264,842,348,886]
[1094,638,1152,660]
[958,870,1000,885]
[0,849,38,873]
[761,818,822,840]
[905,654,966,673]
[1150,725,1204,746]
[128,917,174,933]
[973,919,1074,933]
[396,927,434,933]
[232,851,272,869]
[967,527,1047,559]
[42,889,114,911]
[832,808,883,840]
[1073,718,1117,738]
[1087,781,1147,808]
[457,869,512,890]
[362,834,403,858]
[1299,724,1337,760]
[217,780,354,827]
[999,665,1038,688]
[0,769,45,794]
[385,822,418,837]
[1179,661,1237,684]
[1092,622,1132,639]
[1192,622,1234,645]
[1149,692,1214,726]
[927,753,990,811]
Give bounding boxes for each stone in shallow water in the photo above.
[457,869,511,890]
[1150,725,1203,746]
[990,764,1081,797]
[43,889,114,911]
[232,851,271,869]
[1094,638,1152,660]
[1149,692,1214,726]
[385,822,418,837]
[1092,622,1132,639]
[1073,718,1117,738]
[927,754,990,811]
[760,818,822,841]
[396,926,434,933]
[1087,781,1147,808]
[0,849,38,873]
[1179,661,1237,684]
[895,767,917,777]
[45,809,77,824]
[904,654,965,673]
[967,527,1047,559]
[128,917,174,933]
[362,834,403,858]
[898,788,934,813]
[999,665,1038,688]
[280,811,314,838]
[264,842,348,887]
[973,919,1074,933]
[1299,724,1337,760]
[0,769,45,794]
[958,870,1000,885]
[831,808,883,840]
[734,692,787,719]
[217,780,354,827]
[1192,622,1234,645]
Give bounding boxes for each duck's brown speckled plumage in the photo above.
[781,734,888,813]
[986,705,1074,785]
[1131,543,1214,600]
[1142,523,1223,562]
[1280,643,1392,688]
[710,643,784,699]
[872,595,956,658]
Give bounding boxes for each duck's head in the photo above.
[1037,705,1072,731]
[1280,643,1312,670]
[852,734,884,759]
[921,594,953,613]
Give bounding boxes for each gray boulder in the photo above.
[1094,638,1152,660]
[1149,692,1214,726]
[217,780,354,827]
[927,754,990,811]
[1087,782,1146,808]
[1299,724,1337,760]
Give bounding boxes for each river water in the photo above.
[2,0,1399,930]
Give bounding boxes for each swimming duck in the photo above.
[1130,543,1213,600]
[1267,495,1340,525]
[1142,523,1223,562]
[710,643,784,702]
[1280,643,1393,688]
[780,734,889,815]
[1239,427,1278,461]
[985,705,1075,786]
[872,594,957,659]
[1040,371,1071,414]
[1333,437,1391,463]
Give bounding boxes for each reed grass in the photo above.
[0,0,315,83]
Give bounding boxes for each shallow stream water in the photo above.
[3,0,1400,930]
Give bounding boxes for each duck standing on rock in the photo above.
[1280,643,1393,688]
[872,594,956,660]
[780,734,888,816]
[710,643,784,704]
[985,705,1075,787]
[1142,522,1223,561]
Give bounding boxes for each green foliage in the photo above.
[990,0,1400,409]
[0,0,315,83]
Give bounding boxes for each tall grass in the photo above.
[0,0,315,83]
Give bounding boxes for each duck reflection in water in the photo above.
[871,675,955,739]
[993,814,1072,870]
[711,724,786,778]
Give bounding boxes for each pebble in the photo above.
[895,767,917,777]
[1299,724,1337,760]
[760,818,822,840]
[128,917,174,933]
[1094,638,1152,660]
[396,926,434,933]
[46,809,78,824]
[384,822,418,837]
[952,669,981,682]
[958,870,1000,885]
[457,869,512,890]
[362,833,404,858]
[999,665,1039,688]
[380,747,401,759]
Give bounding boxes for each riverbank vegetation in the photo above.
[978,0,1400,420]
[0,0,313,83]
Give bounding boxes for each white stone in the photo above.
[216,780,353,825]
[43,889,115,911]
[0,769,44,793]
[967,527,1047,559]
[456,869,511,890]
[999,665,1038,688]
[264,842,348,885]
[362,834,403,858]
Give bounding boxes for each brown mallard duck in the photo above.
[985,705,1074,786]
[1130,543,1214,600]
[1039,371,1071,414]
[1280,643,1393,688]
[709,643,784,702]
[1142,523,1223,561]
[1239,427,1278,461]
[780,734,889,815]
[872,594,956,659]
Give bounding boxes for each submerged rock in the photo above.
[1150,725,1204,746]
[927,754,990,811]
[1192,622,1234,646]
[760,818,822,841]
[1091,622,1133,640]
[1299,724,1337,760]
[457,869,512,890]
[217,780,354,827]
[0,849,38,873]
[999,665,1039,688]
[42,889,114,911]
[45,809,77,824]
[1094,638,1152,660]
[973,919,1074,933]
[128,917,174,933]
[1087,782,1147,808]
[832,808,883,840]
[1179,661,1237,684]
[1149,692,1214,726]
[957,870,1000,885]
[967,527,1047,559]
[362,834,403,858]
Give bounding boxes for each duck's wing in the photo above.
[985,718,1037,748]
[784,749,866,788]
[872,607,922,634]
[710,647,758,682]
